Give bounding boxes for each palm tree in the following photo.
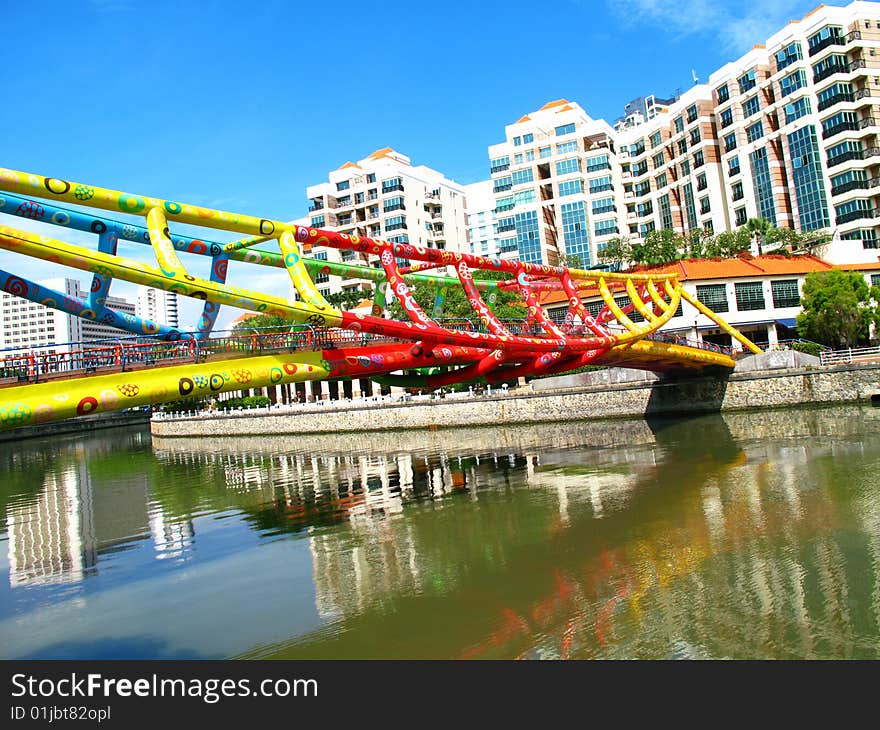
[745,217,774,256]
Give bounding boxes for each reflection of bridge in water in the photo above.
[0,168,763,430]
[156,408,880,659]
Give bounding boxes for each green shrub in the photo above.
[791,341,826,357]
[217,395,270,410]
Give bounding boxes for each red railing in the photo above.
[0,326,408,385]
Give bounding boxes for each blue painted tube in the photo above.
[0,269,186,340]
[0,193,223,338]
[87,227,121,311]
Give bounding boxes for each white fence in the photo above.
[820,345,880,366]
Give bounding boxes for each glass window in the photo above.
[724,131,738,152]
[555,123,576,136]
[310,215,325,228]
[696,284,729,312]
[674,117,684,133]
[739,69,756,93]
[514,153,523,164]
[693,150,705,168]
[585,154,610,172]
[513,136,522,146]
[594,219,618,236]
[653,152,665,169]
[742,95,760,118]
[383,196,405,212]
[336,180,350,191]
[784,97,811,124]
[656,172,668,188]
[490,156,510,173]
[556,140,578,154]
[686,104,698,123]
[511,168,534,185]
[523,133,534,144]
[558,179,583,197]
[735,281,765,311]
[746,122,764,143]
[555,158,581,176]
[539,146,551,158]
[720,108,734,128]
[589,176,613,193]
[771,279,800,308]
[690,127,702,145]
[776,42,802,72]
[650,131,662,148]
[716,84,730,104]
[781,70,807,98]
[593,197,616,214]
[735,207,747,225]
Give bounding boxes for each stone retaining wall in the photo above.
[150,363,880,439]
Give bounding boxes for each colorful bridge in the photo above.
[0,167,762,430]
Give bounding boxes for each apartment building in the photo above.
[707,0,880,263]
[488,1,880,269]
[136,286,179,329]
[304,148,468,298]
[0,278,136,355]
[464,180,499,258]
[487,100,626,267]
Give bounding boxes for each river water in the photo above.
[1,405,879,660]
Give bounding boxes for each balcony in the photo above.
[809,34,845,57]
[593,205,616,215]
[814,63,849,84]
[845,30,862,44]
[732,189,745,201]
[490,163,510,174]
[827,148,863,167]
[818,91,854,112]
[729,164,741,177]
[308,203,324,212]
[836,207,878,224]
[823,118,860,139]
[831,176,880,195]
[381,183,404,194]
[493,182,512,193]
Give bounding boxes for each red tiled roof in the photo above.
[535,254,877,308]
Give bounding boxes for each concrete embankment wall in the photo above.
[0,409,151,443]
[150,363,880,439]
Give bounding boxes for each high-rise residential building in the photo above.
[488,100,625,268]
[304,148,468,298]
[464,180,500,258]
[488,1,880,269]
[136,286,179,328]
[0,278,136,354]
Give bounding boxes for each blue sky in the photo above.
[0,0,835,329]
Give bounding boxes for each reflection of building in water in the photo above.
[7,462,96,587]
[149,510,195,561]
[6,448,192,586]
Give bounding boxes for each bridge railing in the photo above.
[0,325,414,385]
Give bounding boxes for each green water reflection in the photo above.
[1,406,879,659]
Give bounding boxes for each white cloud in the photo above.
[609,0,823,55]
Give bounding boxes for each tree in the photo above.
[231,312,298,332]
[797,270,880,349]
[389,268,526,322]
[326,287,370,311]
[597,236,632,270]
[707,228,752,258]
[629,229,685,266]
[745,217,774,255]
